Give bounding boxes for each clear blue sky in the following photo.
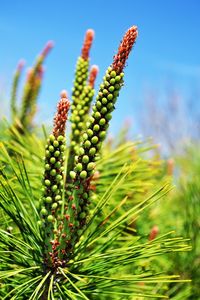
[0,0,200,135]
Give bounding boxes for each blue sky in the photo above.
[0,0,200,136]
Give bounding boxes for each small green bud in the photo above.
[50,169,56,176]
[56,174,62,182]
[49,134,55,142]
[101,107,107,114]
[115,75,121,82]
[111,70,116,77]
[45,150,50,157]
[45,196,52,203]
[82,155,89,163]
[49,145,54,152]
[91,136,98,144]
[103,89,108,95]
[70,171,76,179]
[60,145,65,151]
[50,157,56,164]
[52,203,58,209]
[83,133,88,140]
[55,195,62,201]
[76,163,83,172]
[89,147,96,156]
[51,185,58,192]
[93,124,100,131]
[54,150,60,157]
[96,101,102,109]
[47,215,54,222]
[41,208,47,215]
[109,86,115,92]
[45,179,51,186]
[53,140,59,147]
[74,129,80,136]
[110,78,115,84]
[84,140,91,148]
[55,161,61,168]
[87,162,95,171]
[79,147,85,155]
[87,129,93,137]
[107,94,113,101]
[99,118,106,126]
[45,164,51,170]
[57,135,64,142]
[105,113,112,120]
[37,221,42,226]
[102,97,107,104]
[94,112,101,119]
[99,131,106,139]
[80,170,87,179]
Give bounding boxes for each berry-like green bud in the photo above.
[52,203,58,209]
[111,70,116,77]
[94,112,101,119]
[101,107,107,114]
[110,78,115,84]
[53,140,59,147]
[107,94,113,101]
[57,135,64,142]
[45,164,51,170]
[45,196,52,203]
[49,134,55,142]
[55,195,62,201]
[79,147,85,155]
[82,155,89,163]
[50,157,56,164]
[54,150,60,157]
[55,161,61,168]
[89,147,96,156]
[91,136,98,144]
[80,170,87,179]
[93,124,100,131]
[99,131,106,139]
[84,140,91,148]
[83,133,88,140]
[45,179,51,186]
[70,171,76,179]
[56,174,62,182]
[87,129,93,137]
[47,215,54,222]
[41,208,48,215]
[49,145,54,152]
[76,163,83,172]
[87,162,95,171]
[102,97,107,104]
[50,169,56,176]
[99,118,106,126]
[51,185,58,192]
[60,145,65,151]
[83,192,88,199]
[105,113,112,120]
[109,86,115,92]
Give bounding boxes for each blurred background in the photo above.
[1,0,200,155]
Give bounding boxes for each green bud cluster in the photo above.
[71,57,89,112]
[40,134,66,264]
[61,67,124,258]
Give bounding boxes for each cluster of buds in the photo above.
[67,30,96,177]
[10,60,26,121]
[20,41,54,129]
[39,92,70,267]
[61,26,138,260]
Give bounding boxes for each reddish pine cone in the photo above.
[88,65,99,88]
[112,26,138,74]
[42,40,54,57]
[53,94,70,137]
[81,29,95,60]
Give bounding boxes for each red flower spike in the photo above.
[149,225,159,241]
[53,94,70,137]
[81,29,95,60]
[88,65,99,88]
[112,26,138,74]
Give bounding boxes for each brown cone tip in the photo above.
[149,225,159,241]
[81,29,95,60]
[112,26,138,74]
[88,65,99,88]
[53,94,70,137]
